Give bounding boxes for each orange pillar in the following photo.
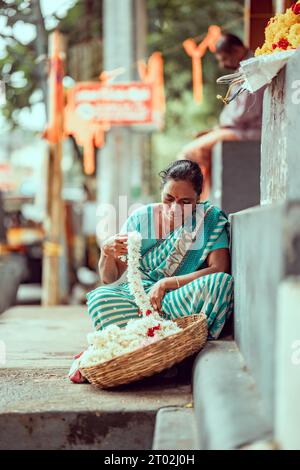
[244,0,274,51]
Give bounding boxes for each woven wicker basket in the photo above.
[80,313,208,389]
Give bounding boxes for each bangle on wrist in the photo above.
[176,277,180,289]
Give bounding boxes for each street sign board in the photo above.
[68,82,153,125]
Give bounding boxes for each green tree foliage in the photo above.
[59,0,102,43]
[0,0,48,125]
[0,0,102,128]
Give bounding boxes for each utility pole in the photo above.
[42,31,66,306]
[98,0,148,229]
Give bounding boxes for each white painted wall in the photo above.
[275,277,300,450]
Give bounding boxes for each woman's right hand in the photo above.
[102,234,128,260]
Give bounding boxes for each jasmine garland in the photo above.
[78,231,181,368]
[126,231,157,316]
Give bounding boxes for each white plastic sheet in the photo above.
[239,49,296,93]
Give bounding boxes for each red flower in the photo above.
[145,309,152,316]
[146,324,161,337]
[74,351,83,359]
[277,38,290,50]
[292,2,300,14]
[70,369,85,384]
[273,38,290,51]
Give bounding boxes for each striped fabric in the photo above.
[86,201,234,340]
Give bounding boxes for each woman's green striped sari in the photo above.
[86,201,233,339]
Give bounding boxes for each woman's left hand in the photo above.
[149,279,167,312]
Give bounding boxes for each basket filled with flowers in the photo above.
[75,231,208,389]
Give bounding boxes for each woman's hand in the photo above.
[99,234,128,284]
[149,279,167,312]
[102,234,128,260]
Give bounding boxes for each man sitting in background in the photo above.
[178,33,265,199]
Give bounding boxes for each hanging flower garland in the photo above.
[76,231,181,369]
[121,231,169,338]
[126,231,157,317]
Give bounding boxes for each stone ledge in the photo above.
[152,407,198,450]
[230,201,300,423]
[192,341,272,450]
[0,410,156,450]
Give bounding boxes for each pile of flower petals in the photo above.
[255,2,300,56]
[78,313,181,367]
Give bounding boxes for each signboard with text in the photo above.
[68,82,153,125]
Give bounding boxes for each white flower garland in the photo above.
[126,231,157,317]
[78,230,181,368]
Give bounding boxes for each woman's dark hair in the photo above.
[159,160,203,196]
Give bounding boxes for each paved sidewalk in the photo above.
[0,306,191,449]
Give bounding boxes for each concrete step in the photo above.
[152,407,198,450]
[0,306,192,450]
[231,202,300,426]
[192,340,273,450]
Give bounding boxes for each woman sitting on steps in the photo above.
[87,159,233,340]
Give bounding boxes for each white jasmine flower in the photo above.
[79,231,182,368]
